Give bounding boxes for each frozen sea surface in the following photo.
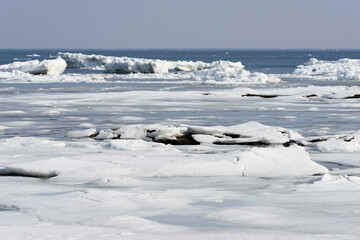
[0,49,360,239]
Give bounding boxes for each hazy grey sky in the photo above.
[1,0,359,49]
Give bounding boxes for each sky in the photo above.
[0,0,359,49]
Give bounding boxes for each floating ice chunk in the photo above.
[0,57,66,75]
[26,54,40,57]
[294,58,360,80]
[94,130,115,140]
[41,109,61,115]
[316,130,360,152]
[148,126,188,141]
[117,125,147,139]
[66,128,97,138]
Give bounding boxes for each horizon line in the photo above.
[1,47,360,51]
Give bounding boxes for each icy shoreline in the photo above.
[1,50,360,239]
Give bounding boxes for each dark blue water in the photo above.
[1,49,360,75]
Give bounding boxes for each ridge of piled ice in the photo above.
[293,58,360,80]
[0,57,67,75]
[58,52,115,69]
[75,122,303,146]
[58,52,278,83]
[104,58,172,74]
[58,52,239,73]
[189,61,280,84]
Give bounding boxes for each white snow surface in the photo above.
[294,58,360,80]
[0,57,66,75]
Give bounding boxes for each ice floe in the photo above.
[26,54,40,57]
[294,58,360,80]
[0,57,66,75]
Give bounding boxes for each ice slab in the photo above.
[0,57,66,75]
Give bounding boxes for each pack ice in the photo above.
[58,52,280,83]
